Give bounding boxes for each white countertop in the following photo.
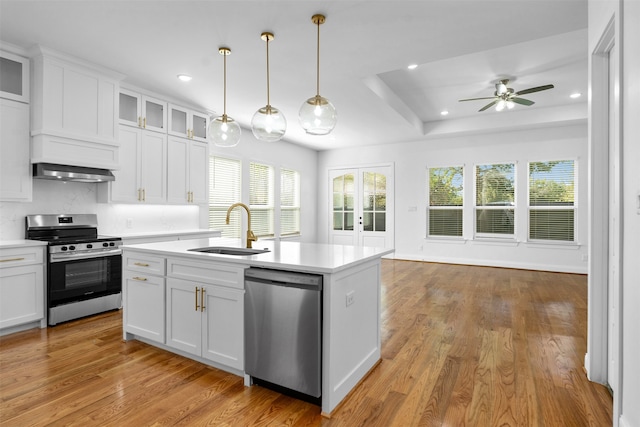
[123,237,394,274]
[104,229,221,239]
[0,240,48,249]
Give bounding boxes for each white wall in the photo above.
[318,123,588,273]
[206,126,319,244]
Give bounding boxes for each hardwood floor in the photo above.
[0,260,612,426]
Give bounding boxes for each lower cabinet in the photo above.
[123,271,165,343]
[166,277,244,371]
[0,246,45,333]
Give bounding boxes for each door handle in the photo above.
[201,288,206,312]
[132,276,147,281]
[195,286,200,311]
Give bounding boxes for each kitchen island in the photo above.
[121,237,393,416]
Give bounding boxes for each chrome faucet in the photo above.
[226,202,257,248]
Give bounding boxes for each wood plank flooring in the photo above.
[0,260,612,426]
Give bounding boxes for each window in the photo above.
[280,168,301,236]
[428,166,463,237]
[209,156,241,238]
[528,160,575,241]
[475,163,515,237]
[250,162,274,237]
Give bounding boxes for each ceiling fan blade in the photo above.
[512,97,535,106]
[458,96,497,102]
[515,84,554,96]
[478,100,499,112]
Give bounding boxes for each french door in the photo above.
[329,165,394,248]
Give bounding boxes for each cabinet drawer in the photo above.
[167,258,246,290]
[0,247,44,268]
[124,253,165,275]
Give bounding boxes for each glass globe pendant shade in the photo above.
[209,114,241,147]
[299,95,337,135]
[251,105,287,142]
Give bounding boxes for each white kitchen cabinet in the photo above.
[168,104,209,143]
[166,277,244,370]
[0,246,45,335]
[119,89,167,134]
[105,125,166,203]
[0,50,29,103]
[122,253,166,342]
[30,47,122,169]
[167,136,208,204]
[0,99,32,201]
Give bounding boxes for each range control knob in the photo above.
[103,242,109,247]
[69,246,76,251]
[87,244,93,249]
[109,242,115,247]
[61,246,68,251]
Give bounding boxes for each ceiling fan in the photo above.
[459,79,554,112]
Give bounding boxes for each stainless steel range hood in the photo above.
[33,163,115,183]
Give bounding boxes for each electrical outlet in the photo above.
[126,218,133,229]
[346,291,355,307]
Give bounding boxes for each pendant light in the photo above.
[298,14,337,135]
[251,32,287,142]
[209,47,241,148]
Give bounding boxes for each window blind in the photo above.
[428,166,463,237]
[528,160,575,241]
[250,162,274,237]
[209,156,241,238]
[280,168,300,236]
[475,163,515,236]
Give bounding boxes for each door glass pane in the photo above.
[0,57,22,95]
[333,213,343,230]
[333,193,343,210]
[192,115,207,139]
[375,213,386,231]
[333,176,343,192]
[376,174,386,191]
[119,93,138,122]
[363,193,372,210]
[344,213,354,231]
[375,193,386,210]
[363,172,374,192]
[344,194,354,211]
[145,100,164,129]
[363,212,373,231]
[171,109,187,133]
[344,174,354,192]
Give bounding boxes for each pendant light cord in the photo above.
[223,51,227,116]
[266,36,271,107]
[316,19,320,97]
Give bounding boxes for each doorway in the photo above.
[328,164,394,248]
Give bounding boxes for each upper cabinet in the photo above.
[0,99,31,201]
[168,104,209,143]
[30,46,124,169]
[0,50,29,103]
[119,89,167,134]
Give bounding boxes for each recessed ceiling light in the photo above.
[177,74,192,82]
[440,110,449,116]
[570,92,582,99]
[407,64,418,70]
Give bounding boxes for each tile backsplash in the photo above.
[0,180,201,240]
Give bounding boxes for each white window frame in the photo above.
[426,165,464,239]
[249,162,275,238]
[209,155,241,238]
[527,159,577,243]
[474,162,517,240]
[280,168,301,237]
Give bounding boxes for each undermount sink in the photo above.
[188,246,270,256]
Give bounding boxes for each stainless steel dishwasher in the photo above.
[244,268,322,399]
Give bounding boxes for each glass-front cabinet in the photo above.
[168,104,209,143]
[119,89,166,133]
[0,50,29,103]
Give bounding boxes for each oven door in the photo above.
[48,252,122,306]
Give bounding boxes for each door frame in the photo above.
[327,162,395,249]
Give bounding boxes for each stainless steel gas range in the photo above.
[25,214,122,325]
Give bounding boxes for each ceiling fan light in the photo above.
[506,100,515,109]
[210,114,241,147]
[495,100,506,111]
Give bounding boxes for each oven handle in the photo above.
[50,249,122,263]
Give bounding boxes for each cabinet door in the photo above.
[123,272,165,343]
[0,51,29,103]
[141,95,166,133]
[0,265,44,329]
[202,285,244,370]
[119,89,141,128]
[168,104,189,139]
[139,131,167,203]
[166,278,201,356]
[190,111,209,143]
[189,141,208,204]
[0,99,31,201]
[110,126,141,203]
[166,136,189,204]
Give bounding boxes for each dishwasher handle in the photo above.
[245,268,322,291]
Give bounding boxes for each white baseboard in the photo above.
[619,415,632,427]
